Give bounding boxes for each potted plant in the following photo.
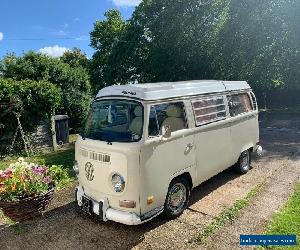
[0,157,55,222]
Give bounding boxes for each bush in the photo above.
[48,165,74,190]
[1,52,92,131]
[0,78,61,156]
[0,78,61,127]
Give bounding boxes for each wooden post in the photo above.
[50,115,57,152]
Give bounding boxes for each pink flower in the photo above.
[31,166,48,175]
[0,169,13,179]
[43,176,52,184]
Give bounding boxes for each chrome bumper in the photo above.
[76,186,142,225]
[254,144,263,156]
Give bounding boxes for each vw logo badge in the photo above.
[85,162,94,181]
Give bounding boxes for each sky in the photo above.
[0,0,141,58]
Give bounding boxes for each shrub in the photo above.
[1,52,92,131]
[0,78,61,156]
[0,78,61,131]
[48,165,74,190]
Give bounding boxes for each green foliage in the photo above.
[0,51,92,131]
[90,0,300,92]
[49,165,74,190]
[90,9,130,92]
[198,184,263,243]
[211,0,300,90]
[0,148,75,192]
[60,48,89,69]
[259,182,300,250]
[0,78,61,137]
[0,148,75,171]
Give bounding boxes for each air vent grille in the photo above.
[89,151,111,163]
[79,148,88,157]
[79,148,111,164]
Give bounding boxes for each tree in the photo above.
[90,1,233,85]
[90,9,129,92]
[90,0,300,93]
[60,48,89,69]
[0,51,91,131]
[211,0,300,90]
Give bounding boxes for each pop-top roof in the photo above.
[96,80,251,101]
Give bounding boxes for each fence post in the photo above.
[50,115,57,152]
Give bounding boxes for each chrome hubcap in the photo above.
[167,183,187,214]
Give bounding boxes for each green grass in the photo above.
[257,182,300,250]
[197,184,263,244]
[0,147,75,190]
[0,147,75,171]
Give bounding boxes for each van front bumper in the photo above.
[75,186,142,225]
[253,144,263,156]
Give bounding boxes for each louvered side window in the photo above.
[192,96,226,126]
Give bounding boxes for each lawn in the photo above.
[261,182,300,249]
[0,147,76,190]
[0,147,75,172]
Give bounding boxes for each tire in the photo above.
[234,150,251,174]
[163,177,190,219]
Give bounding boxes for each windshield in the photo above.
[82,99,144,142]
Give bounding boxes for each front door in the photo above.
[140,101,196,215]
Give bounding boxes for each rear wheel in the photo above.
[164,177,190,219]
[235,150,251,174]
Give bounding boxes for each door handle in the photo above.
[184,143,194,154]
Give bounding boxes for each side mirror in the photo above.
[162,124,171,139]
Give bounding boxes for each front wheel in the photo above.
[235,150,251,174]
[164,178,190,219]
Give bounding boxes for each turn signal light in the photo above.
[147,196,154,205]
[119,200,136,208]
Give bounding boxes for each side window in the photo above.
[249,92,257,110]
[228,93,253,117]
[192,96,226,126]
[148,102,187,137]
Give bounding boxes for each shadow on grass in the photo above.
[35,147,75,171]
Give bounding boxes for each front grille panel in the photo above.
[80,148,88,157]
[80,148,111,164]
[89,151,111,164]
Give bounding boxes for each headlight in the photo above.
[73,160,79,175]
[111,173,125,193]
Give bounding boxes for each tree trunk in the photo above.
[50,115,57,152]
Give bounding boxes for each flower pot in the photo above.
[0,188,54,222]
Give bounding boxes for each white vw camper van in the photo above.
[74,80,262,225]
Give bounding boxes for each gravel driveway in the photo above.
[1,112,300,250]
